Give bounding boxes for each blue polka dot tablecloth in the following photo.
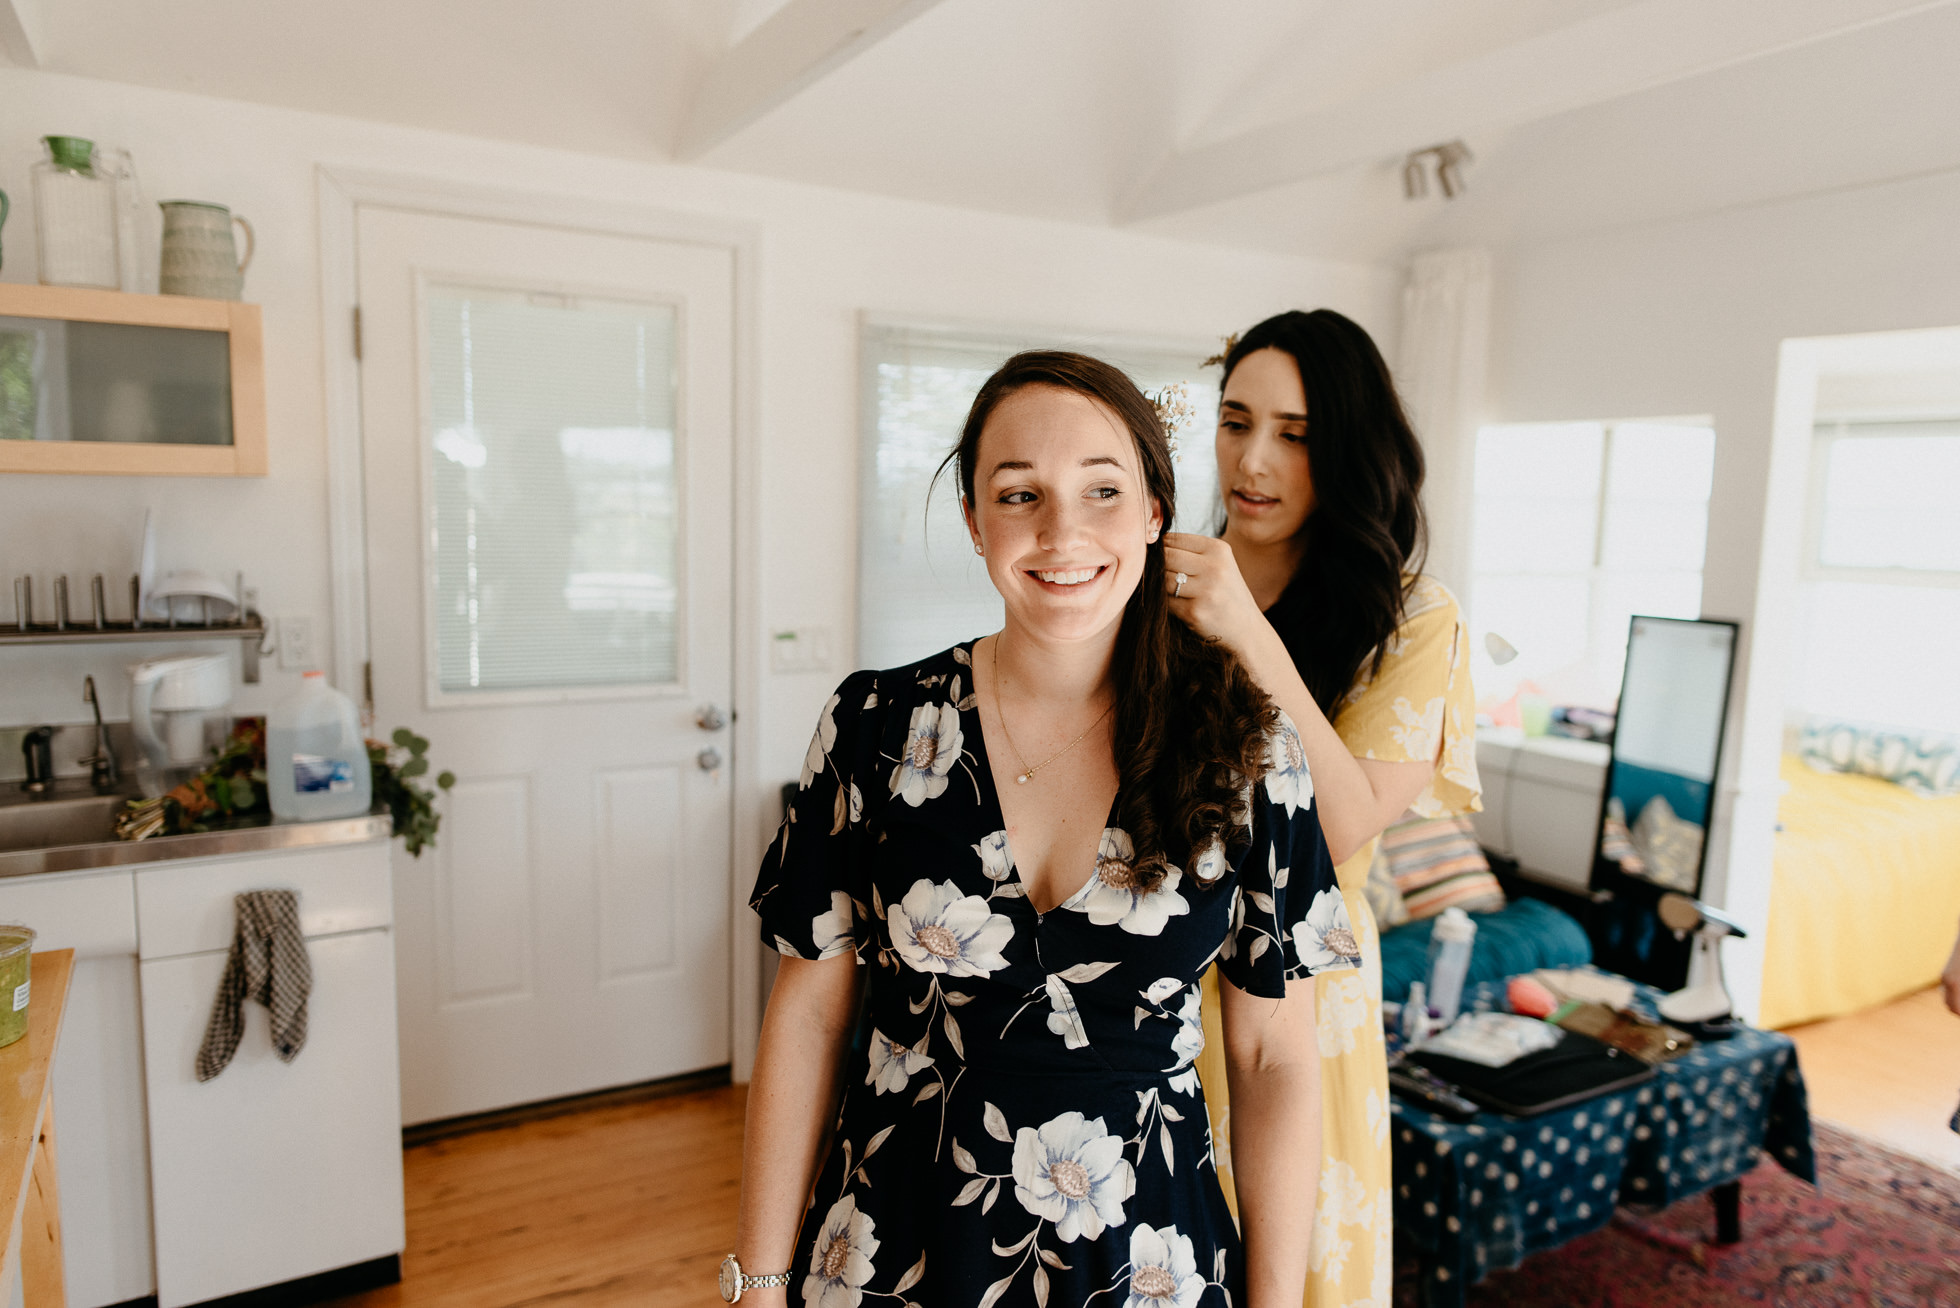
[1389,977,1815,1307]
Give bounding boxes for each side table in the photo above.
[1390,977,1814,1307]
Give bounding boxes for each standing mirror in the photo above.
[1588,615,1740,987]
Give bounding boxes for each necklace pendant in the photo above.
[1017,772,1031,784]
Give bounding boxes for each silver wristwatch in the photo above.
[720,1254,791,1302]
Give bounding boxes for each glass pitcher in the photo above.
[32,136,146,291]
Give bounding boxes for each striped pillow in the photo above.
[1800,718,1960,797]
[1379,814,1506,921]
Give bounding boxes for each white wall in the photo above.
[0,68,1395,815]
[1485,165,1960,1018]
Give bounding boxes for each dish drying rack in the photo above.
[4,573,271,683]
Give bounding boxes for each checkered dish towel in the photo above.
[195,889,312,1081]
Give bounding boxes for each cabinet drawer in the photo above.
[143,929,405,1305]
[0,868,137,957]
[136,841,391,960]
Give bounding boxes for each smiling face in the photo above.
[1216,346,1314,548]
[964,384,1163,647]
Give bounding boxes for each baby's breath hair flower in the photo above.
[1147,382,1197,460]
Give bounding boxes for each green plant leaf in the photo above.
[400,757,428,778]
[392,727,414,747]
[437,771,456,789]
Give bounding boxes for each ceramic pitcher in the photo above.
[159,200,254,300]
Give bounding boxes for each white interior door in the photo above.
[357,207,734,1124]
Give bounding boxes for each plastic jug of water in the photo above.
[268,671,373,821]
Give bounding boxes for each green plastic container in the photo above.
[0,926,36,1050]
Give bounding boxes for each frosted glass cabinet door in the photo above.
[0,283,266,476]
[142,929,405,1307]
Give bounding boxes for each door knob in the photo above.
[697,747,723,772]
[696,704,728,732]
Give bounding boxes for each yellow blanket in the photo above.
[1760,754,1960,1029]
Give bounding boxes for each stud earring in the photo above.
[974,543,984,556]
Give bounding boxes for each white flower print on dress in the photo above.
[801,693,841,790]
[1123,1224,1204,1308]
[1386,693,1445,763]
[888,878,1013,978]
[1295,888,1361,973]
[810,891,854,959]
[973,830,1014,882]
[1263,713,1313,816]
[1215,887,1247,963]
[1043,975,1090,1049]
[1163,986,1205,1096]
[1012,1111,1135,1243]
[1187,836,1228,886]
[803,1193,879,1308]
[865,1028,933,1096]
[1315,970,1370,1058]
[890,702,962,806]
[1069,829,1190,936]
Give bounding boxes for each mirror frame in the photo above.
[1586,614,1740,989]
[0,283,266,477]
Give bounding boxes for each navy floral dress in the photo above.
[752,643,1359,1308]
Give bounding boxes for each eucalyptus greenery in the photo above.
[369,728,456,858]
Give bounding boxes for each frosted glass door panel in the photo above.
[426,289,680,695]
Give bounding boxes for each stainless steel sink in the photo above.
[0,791,129,853]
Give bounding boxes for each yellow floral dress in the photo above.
[1197,576,1480,1307]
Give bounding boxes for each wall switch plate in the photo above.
[770,627,833,675]
[279,616,314,671]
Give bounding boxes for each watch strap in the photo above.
[744,1270,792,1289]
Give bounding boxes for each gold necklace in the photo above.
[990,636,1115,785]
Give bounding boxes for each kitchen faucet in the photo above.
[80,675,118,791]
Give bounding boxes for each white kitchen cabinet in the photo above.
[137,841,405,1307]
[0,869,153,1308]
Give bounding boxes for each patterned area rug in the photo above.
[1403,1120,1960,1306]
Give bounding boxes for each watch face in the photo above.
[719,1256,739,1301]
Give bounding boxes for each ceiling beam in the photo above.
[0,0,48,67]
[1120,0,1957,222]
[677,0,950,159]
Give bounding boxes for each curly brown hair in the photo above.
[943,350,1279,893]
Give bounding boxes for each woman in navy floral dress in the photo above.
[732,353,1358,1308]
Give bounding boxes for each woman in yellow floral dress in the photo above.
[1164,310,1480,1307]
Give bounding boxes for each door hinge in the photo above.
[352,305,363,360]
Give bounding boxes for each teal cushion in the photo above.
[1378,897,1592,1005]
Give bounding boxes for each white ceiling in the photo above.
[7,0,1957,264]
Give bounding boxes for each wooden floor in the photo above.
[327,1085,747,1308]
[322,989,1960,1307]
[1784,984,1960,1174]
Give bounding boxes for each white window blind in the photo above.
[426,287,680,695]
[858,323,1219,670]
[1793,419,1960,733]
[1468,420,1715,707]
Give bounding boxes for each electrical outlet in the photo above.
[279,615,315,670]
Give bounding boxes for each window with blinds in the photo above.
[426,287,681,696]
[1467,420,1716,708]
[1794,418,1960,733]
[858,323,1221,670]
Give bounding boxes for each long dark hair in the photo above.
[1219,311,1427,717]
[943,351,1276,893]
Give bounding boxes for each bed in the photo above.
[1758,753,1960,1030]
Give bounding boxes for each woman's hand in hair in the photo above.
[1162,533,1269,658]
